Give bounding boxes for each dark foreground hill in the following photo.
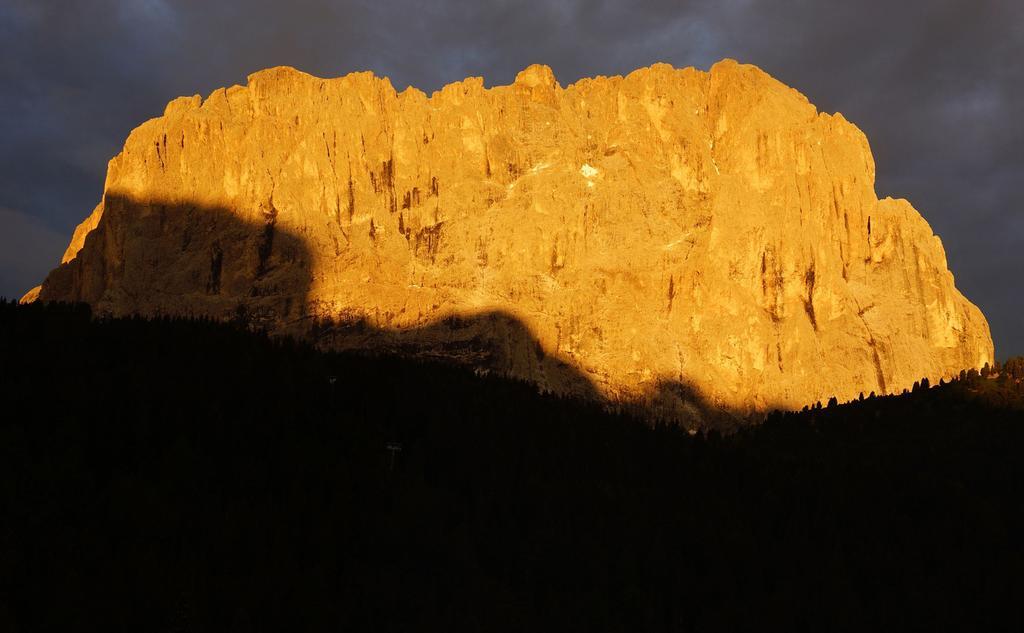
[1,300,1022,632]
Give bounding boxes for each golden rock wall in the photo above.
[36,60,993,423]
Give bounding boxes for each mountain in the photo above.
[27,60,992,421]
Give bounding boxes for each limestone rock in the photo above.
[19,285,41,305]
[35,59,993,424]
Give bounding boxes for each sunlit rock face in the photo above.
[35,59,993,423]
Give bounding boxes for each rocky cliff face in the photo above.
[32,59,993,424]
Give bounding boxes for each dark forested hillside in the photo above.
[2,300,1023,632]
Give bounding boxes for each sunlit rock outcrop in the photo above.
[34,59,993,423]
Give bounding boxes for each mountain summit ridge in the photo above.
[29,60,993,421]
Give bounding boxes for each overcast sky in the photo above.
[1,0,1020,356]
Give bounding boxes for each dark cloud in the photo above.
[1,0,1020,355]
[0,207,68,299]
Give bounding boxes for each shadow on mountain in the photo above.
[308,311,750,430]
[39,191,313,329]
[308,309,602,403]
[37,191,745,429]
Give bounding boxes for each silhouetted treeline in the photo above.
[2,299,1023,632]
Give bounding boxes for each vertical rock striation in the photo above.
[34,60,993,423]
